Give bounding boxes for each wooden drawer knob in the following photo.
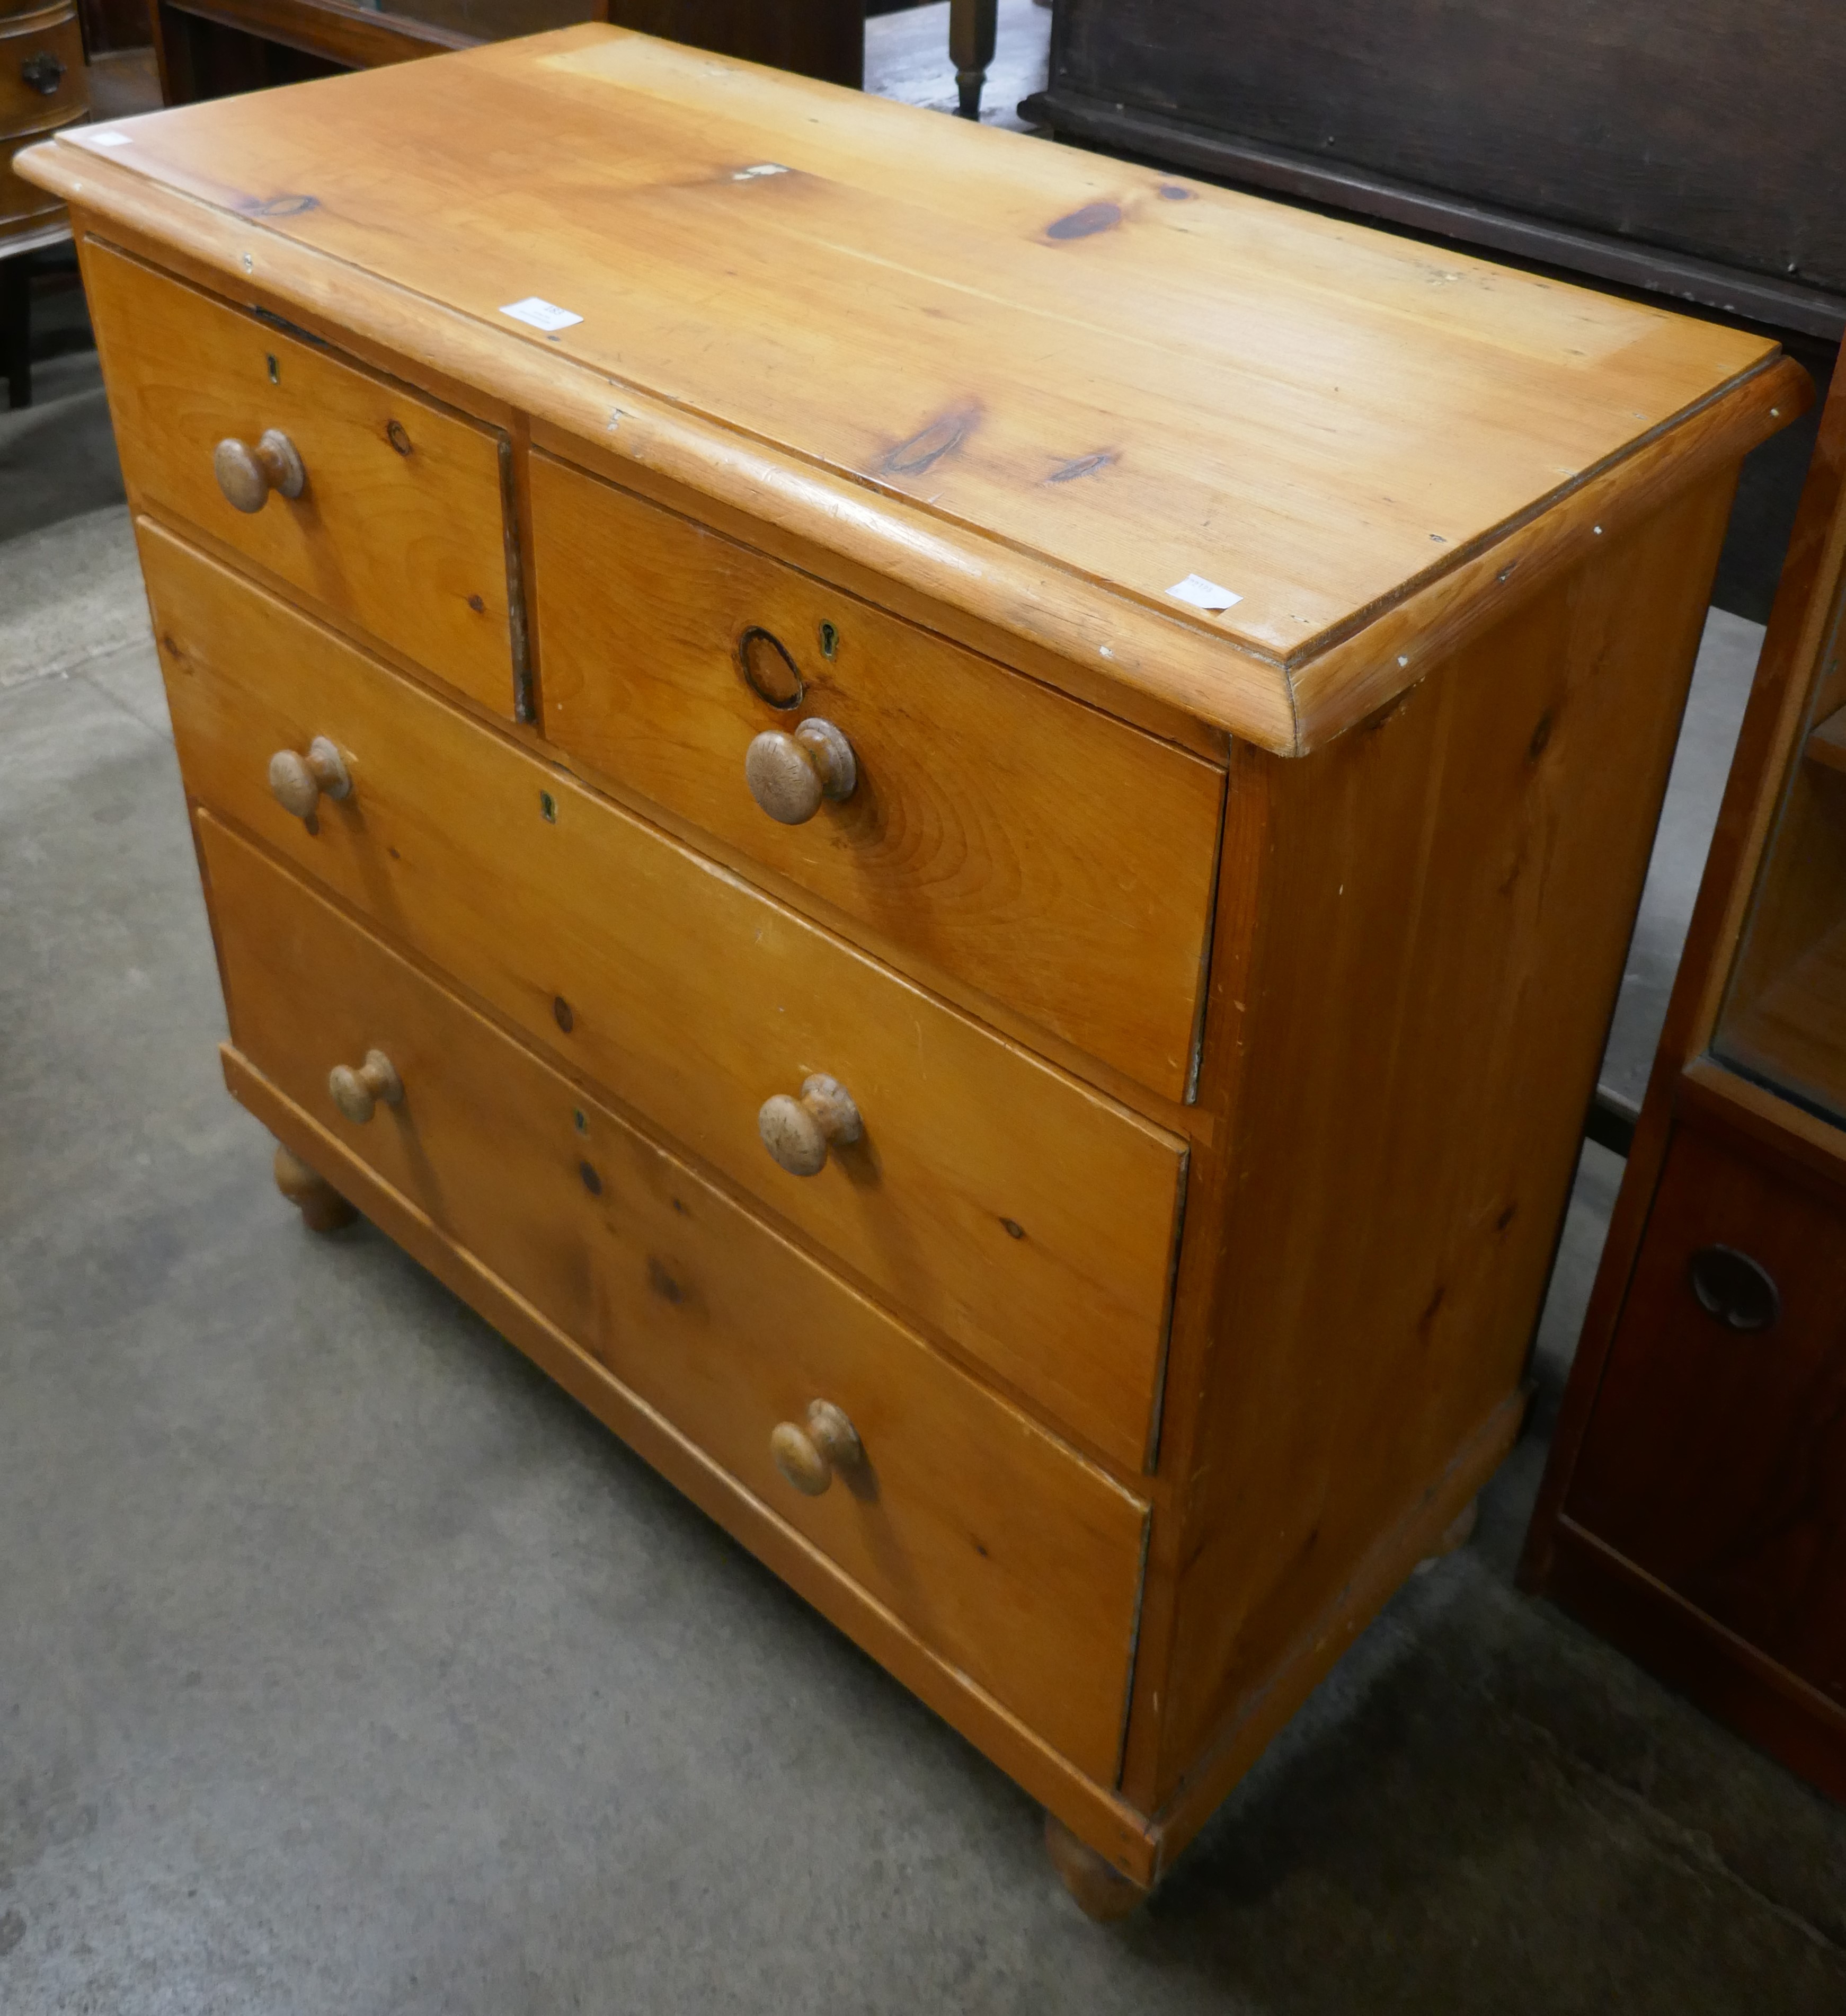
[214,429,307,514]
[744,718,857,824]
[758,1073,861,1176]
[269,736,352,821]
[770,1399,863,1496]
[328,1048,403,1125]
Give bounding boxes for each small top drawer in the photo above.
[82,238,525,718]
[531,454,1224,1102]
[0,6,85,138]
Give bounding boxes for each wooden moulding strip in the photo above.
[223,1046,1165,1887]
[17,139,1807,754]
[1678,1055,1846,1190]
[1547,1517,1846,1805]
[1142,1389,1526,1880]
[1288,355,1810,747]
[1806,704,1846,775]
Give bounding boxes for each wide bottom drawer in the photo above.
[200,809,1149,1783]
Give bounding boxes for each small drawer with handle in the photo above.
[146,517,1188,1473]
[82,237,525,718]
[531,453,1224,1102]
[201,809,1151,1784]
[0,5,86,137]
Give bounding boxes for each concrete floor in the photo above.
[5,28,1845,2008]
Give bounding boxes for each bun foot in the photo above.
[273,1143,357,1234]
[1043,1813,1149,1921]
[1417,1496,1479,1571]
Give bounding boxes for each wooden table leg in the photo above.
[2,255,32,411]
[949,0,998,120]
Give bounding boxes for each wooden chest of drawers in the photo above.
[19,25,1807,1912]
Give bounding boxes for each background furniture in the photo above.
[20,23,1798,1911]
[1524,361,1846,1801]
[2,0,89,406]
[1024,1,1846,341]
[1022,0,1841,638]
[147,0,868,102]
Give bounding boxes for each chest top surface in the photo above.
[21,25,1798,747]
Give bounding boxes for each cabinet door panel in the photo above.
[1567,1121,1846,1708]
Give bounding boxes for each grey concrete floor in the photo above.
[5,43,1846,2002]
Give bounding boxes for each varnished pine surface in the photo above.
[17,25,1795,747]
[144,516,1188,1474]
[205,812,1150,1782]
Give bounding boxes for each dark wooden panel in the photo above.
[1046,1,1846,303]
[1565,1119,1846,1712]
[606,0,862,86]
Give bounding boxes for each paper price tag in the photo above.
[1167,573,1241,613]
[500,296,583,333]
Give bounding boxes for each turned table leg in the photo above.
[949,0,998,121]
[272,1142,357,1234]
[1043,1812,1149,1921]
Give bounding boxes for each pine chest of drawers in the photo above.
[19,26,1806,1911]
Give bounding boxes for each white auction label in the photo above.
[500,297,583,333]
[1167,572,1242,612]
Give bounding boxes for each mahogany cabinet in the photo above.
[1526,357,1846,1798]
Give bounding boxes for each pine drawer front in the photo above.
[199,812,1150,1782]
[82,241,523,718]
[147,521,1187,1472]
[531,453,1224,1101]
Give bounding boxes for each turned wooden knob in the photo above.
[214,428,307,513]
[770,1400,864,1496]
[758,1073,861,1175]
[268,736,351,820]
[744,718,857,824]
[327,1048,403,1124]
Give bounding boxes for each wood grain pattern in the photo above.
[1147,468,1736,1798]
[80,238,522,716]
[531,452,1224,1100]
[145,516,1188,1473]
[204,810,1149,1782]
[15,26,1794,746]
[227,1048,1166,1882]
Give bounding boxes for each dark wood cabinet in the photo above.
[1567,1119,1846,1713]
[1525,356,1846,1802]
[1026,1,1846,342]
